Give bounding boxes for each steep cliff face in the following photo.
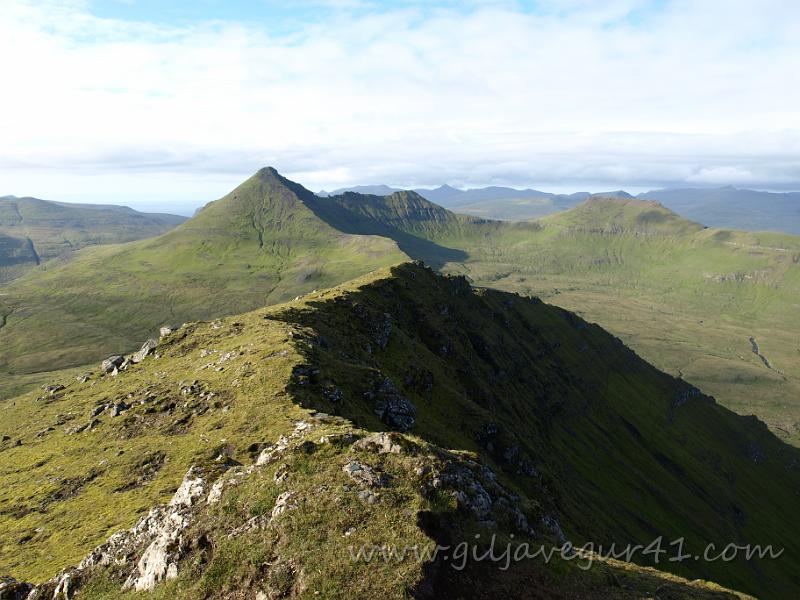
[1,263,796,598]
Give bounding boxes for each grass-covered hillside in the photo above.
[441,199,800,445]
[2,170,798,450]
[2,264,793,598]
[0,169,404,381]
[0,196,186,283]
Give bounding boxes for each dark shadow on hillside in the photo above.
[264,262,800,599]
[302,195,469,270]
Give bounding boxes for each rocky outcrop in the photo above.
[0,577,33,600]
[420,456,535,536]
[342,461,389,488]
[124,469,205,592]
[100,355,124,374]
[26,468,207,599]
[256,421,315,466]
[366,377,416,432]
[352,432,403,454]
[131,339,158,364]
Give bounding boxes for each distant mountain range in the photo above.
[320,183,594,208]
[320,184,800,234]
[638,187,800,235]
[0,195,187,283]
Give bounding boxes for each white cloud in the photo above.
[0,0,799,210]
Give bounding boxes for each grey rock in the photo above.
[101,355,125,374]
[131,339,158,364]
[125,468,206,591]
[159,325,179,338]
[111,402,130,417]
[27,467,206,599]
[271,491,297,519]
[352,432,403,455]
[357,489,379,504]
[343,461,388,488]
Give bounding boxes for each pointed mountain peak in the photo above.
[242,167,315,200]
[253,166,293,188]
[190,167,317,223]
[256,166,280,178]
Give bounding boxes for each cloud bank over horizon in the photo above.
[1,0,799,212]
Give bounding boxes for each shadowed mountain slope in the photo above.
[0,264,794,598]
[304,190,471,268]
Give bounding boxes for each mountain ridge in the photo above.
[320,184,800,234]
[1,263,796,598]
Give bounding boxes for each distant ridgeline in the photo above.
[0,195,186,283]
[324,183,800,235]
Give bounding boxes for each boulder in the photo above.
[101,355,125,374]
[367,378,416,432]
[159,325,179,338]
[131,339,158,364]
[110,401,130,417]
[352,432,403,455]
[342,461,388,488]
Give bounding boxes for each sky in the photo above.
[1,0,799,214]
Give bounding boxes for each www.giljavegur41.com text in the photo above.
[348,535,784,571]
